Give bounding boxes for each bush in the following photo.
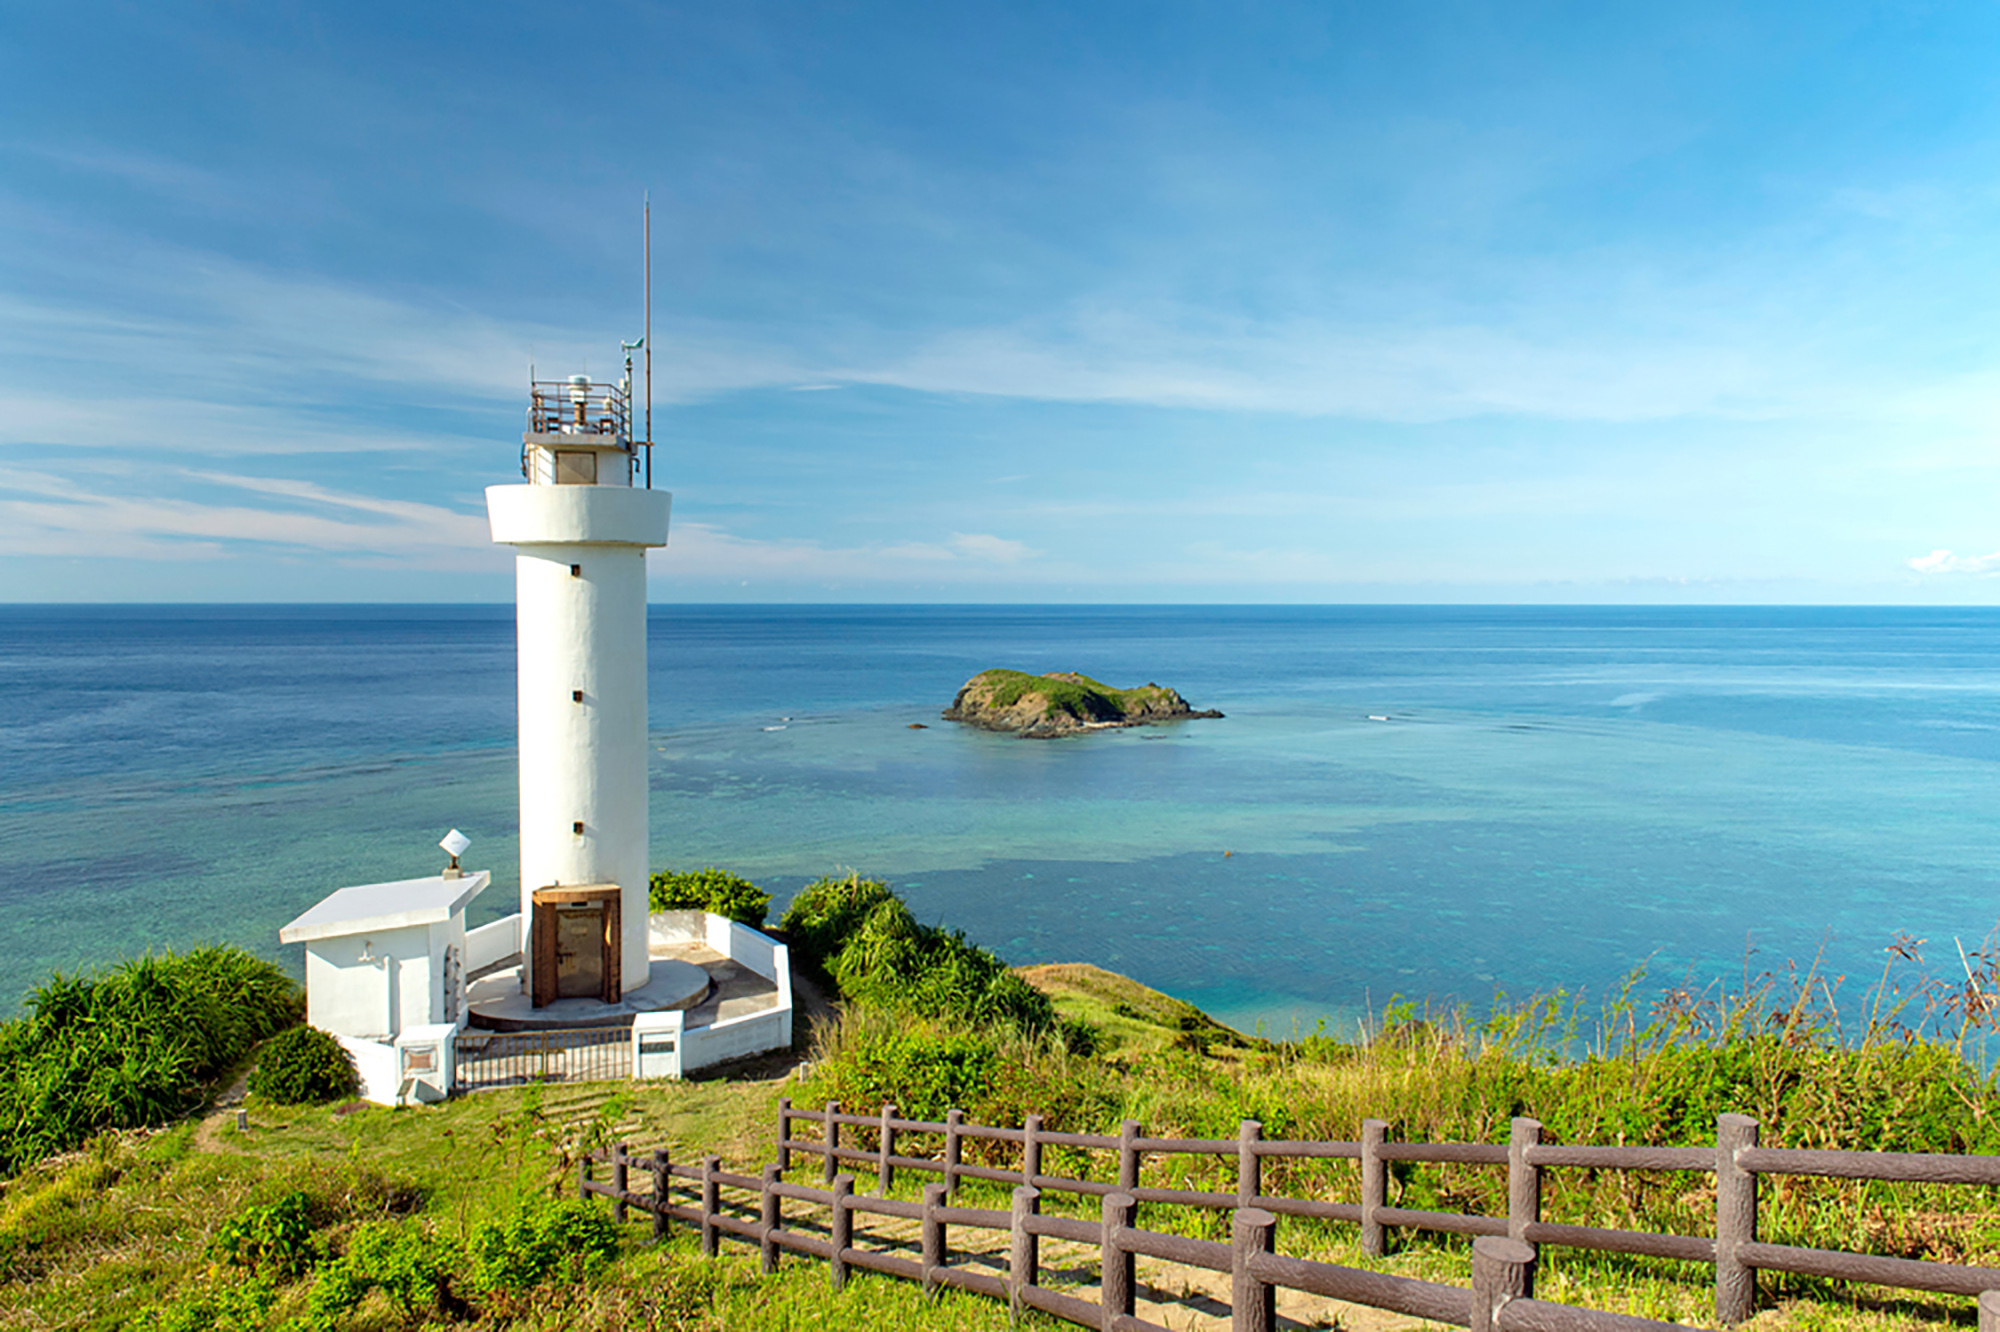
[0,946,302,1176]
[247,1026,357,1105]
[808,1022,1000,1122]
[212,1189,320,1277]
[648,867,772,927]
[782,875,1056,1034]
[304,1220,456,1328]
[779,873,897,965]
[147,1273,279,1332]
[465,1195,619,1295]
[796,1006,1120,1142]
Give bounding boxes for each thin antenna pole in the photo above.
[644,192,653,490]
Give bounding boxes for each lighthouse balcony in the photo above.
[486,481,672,546]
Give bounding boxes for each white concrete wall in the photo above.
[648,909,705,947]
[305,923,430,1041]
[682,1007,791,1073]
[711,917,781,980]
[338,1034,400,1106]
[767,943,794,1049]
[511,535,653,998]
[466,914,521,972]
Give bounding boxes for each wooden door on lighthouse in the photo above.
[529,885,622,1006]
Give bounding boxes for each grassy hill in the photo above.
[4,882,1997,1329]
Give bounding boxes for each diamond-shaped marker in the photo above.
[439,828,471,859]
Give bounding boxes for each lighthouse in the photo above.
[486,368,671,1006]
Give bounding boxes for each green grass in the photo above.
[8,887,2000,1329]
[0,1076,1062,1331]
[973,669,1176,721]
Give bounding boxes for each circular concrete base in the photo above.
[465,958,712,1031]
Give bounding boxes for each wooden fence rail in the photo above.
[580,1142,1710,1332]
[768,1100,2000,1323]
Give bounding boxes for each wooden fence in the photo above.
[581,1143,1697,1332]
[772,1102,2000,1321]
[572,1101,2000,1328]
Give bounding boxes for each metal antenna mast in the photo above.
[644,193,653,490]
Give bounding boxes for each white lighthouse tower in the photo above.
[486,368,671,1007]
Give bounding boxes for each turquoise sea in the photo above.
[3,605,1998,1034]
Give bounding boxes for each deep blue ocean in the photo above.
[4,604,1998,1034]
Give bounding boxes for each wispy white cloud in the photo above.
[1,139,236,208]
[1908,549,2000,575]
[0,464,496,567]
[660,522,1041,585]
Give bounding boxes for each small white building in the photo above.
[278,870,490,1104]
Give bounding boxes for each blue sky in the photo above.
[5,2,2000,602]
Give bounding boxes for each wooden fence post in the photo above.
[1361,1118,1389,1257]
[946,1108,965,1196]
[1238,1120,1263,1207]
[578,1150,593,1202]
[1231,1207,1277,1332]
[1101,1191,1137,1331]
[824,1102,841,1185]
[701,1154,721,1258]
[1471,1236,1535,1332]
[1119,1119,1141,1193]
[777,1097,792,1172]
[880,1103,897,1193]
[1979,1290,2000,1332]
[1508,1118,1541,1245]
[1010,1186,1041,1315]
[1716,1113,1759,1324]
[760,1164,782,1274]
[1024,1113,1043,1188]
[921,1182,948,1293]
[651,1148,671,1242]
[612,1141,629,1224]
[830,1174,854,1290]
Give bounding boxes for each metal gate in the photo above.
[453,1026,628,1093]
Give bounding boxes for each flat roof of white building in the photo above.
[279,870,491,944]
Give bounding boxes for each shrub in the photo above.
[247,1026,357,1105]
[796,1006,1120,1140]
[783,876,1056,1034]
[778,873,898,965]
[807,1021,1000,1122]
[0,946,302,1176]
[465,1195,619,1296]
[211,1189,320,1277]
[147,1273,279,1332]
[648,867,772,927]
[304,1220,456,1328]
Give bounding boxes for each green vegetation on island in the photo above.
[942,669,1223,736]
